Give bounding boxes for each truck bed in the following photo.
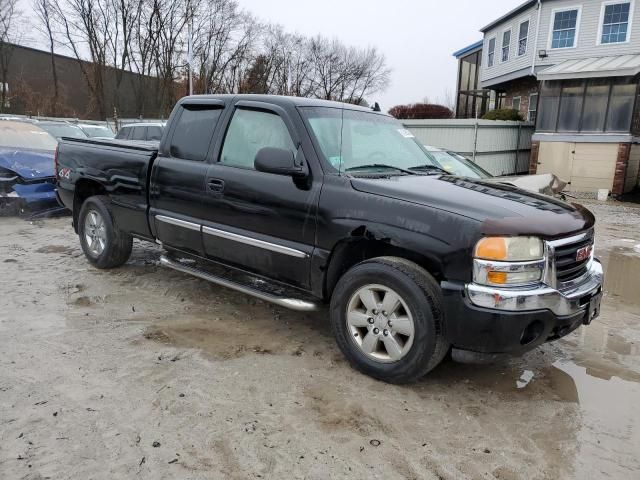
[56,137,159,239]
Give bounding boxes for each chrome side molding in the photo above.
[155,215,201,232]
[159,255,320,312]
[154,214,308,259]
[202,225,308,258]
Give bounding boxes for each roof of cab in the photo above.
[178,94,385,114]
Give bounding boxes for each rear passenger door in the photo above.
[149,99,226,256]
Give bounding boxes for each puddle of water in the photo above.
[604,246,640,306]
[552,359,640,478]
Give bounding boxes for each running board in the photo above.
[159,254,320,312]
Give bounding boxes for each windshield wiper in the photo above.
[408,164,448,174]
[345,164,419,175]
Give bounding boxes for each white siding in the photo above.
[480,0,640,84]
[481,4,539,84]
[537,0,640,68]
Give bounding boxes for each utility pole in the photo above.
[187,7,194,96]
[287,55,291,96]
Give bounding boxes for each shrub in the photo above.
[388,103,454,120]
[481,108,524,121]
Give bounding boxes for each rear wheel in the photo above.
[330,257,449,384]
[78,195,132,269]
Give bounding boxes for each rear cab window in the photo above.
[169,105,223,161]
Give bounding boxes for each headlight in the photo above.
[474,237,543,261]
[473,237,545,287]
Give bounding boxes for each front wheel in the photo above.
[78,195,132,269]
[330,257,449,384]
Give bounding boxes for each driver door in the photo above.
[198,101,322,289]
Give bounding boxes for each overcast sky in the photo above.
[17,0,525,109]
[237,0,525,109]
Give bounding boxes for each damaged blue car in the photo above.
[0,121,64,216]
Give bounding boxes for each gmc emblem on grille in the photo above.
[576,245,592,262]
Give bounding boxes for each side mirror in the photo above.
[254,147,307,178]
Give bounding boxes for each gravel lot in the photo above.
[1,200,639,480]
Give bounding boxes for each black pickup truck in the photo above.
[56,95,604,383]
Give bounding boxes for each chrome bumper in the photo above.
[466,259,603,316]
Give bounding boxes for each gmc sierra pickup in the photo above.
[56,95,604,383]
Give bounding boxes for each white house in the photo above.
[460,0,640,196]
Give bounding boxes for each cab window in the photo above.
[220,108,295,169]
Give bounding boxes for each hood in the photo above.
[0,148,56,180]
[350,175,594,238]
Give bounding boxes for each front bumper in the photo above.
[441,259,603,354]
[466,259,603,316]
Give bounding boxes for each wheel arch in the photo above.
[72,179,107,233]
[324,233,445,300]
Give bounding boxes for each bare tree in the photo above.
[149,0,192,114]
[33,0,60,115]
[108,0,144,111]
[24,0,391,118]
[192,0,258,94]
[0,0,20,112]
[306,35,390,103]
[51,0,116,118]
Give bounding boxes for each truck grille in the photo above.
[554,234,593,283]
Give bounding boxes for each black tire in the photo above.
[78,195,133,269]
[330,256,449,384]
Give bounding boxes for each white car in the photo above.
[422,145,567,197]
[76,123,116,140]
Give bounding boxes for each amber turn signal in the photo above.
[487,271,508,284]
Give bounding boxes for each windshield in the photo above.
[300,107,439,173]
[39,123,88,139]
[81,125,115,138]
[423,149,493,179]
[0,122,58,151]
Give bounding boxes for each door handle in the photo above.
[207,178,225,193]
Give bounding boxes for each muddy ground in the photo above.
[0,201,639,480]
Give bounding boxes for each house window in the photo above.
[512,96,521,111]
[502,30,511,62]
[537,78,638,133]
[518,20,530,56]
[600,2,632,44]
[528,93,538,123]
[487,37,496,67]
[551,8,580,48]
